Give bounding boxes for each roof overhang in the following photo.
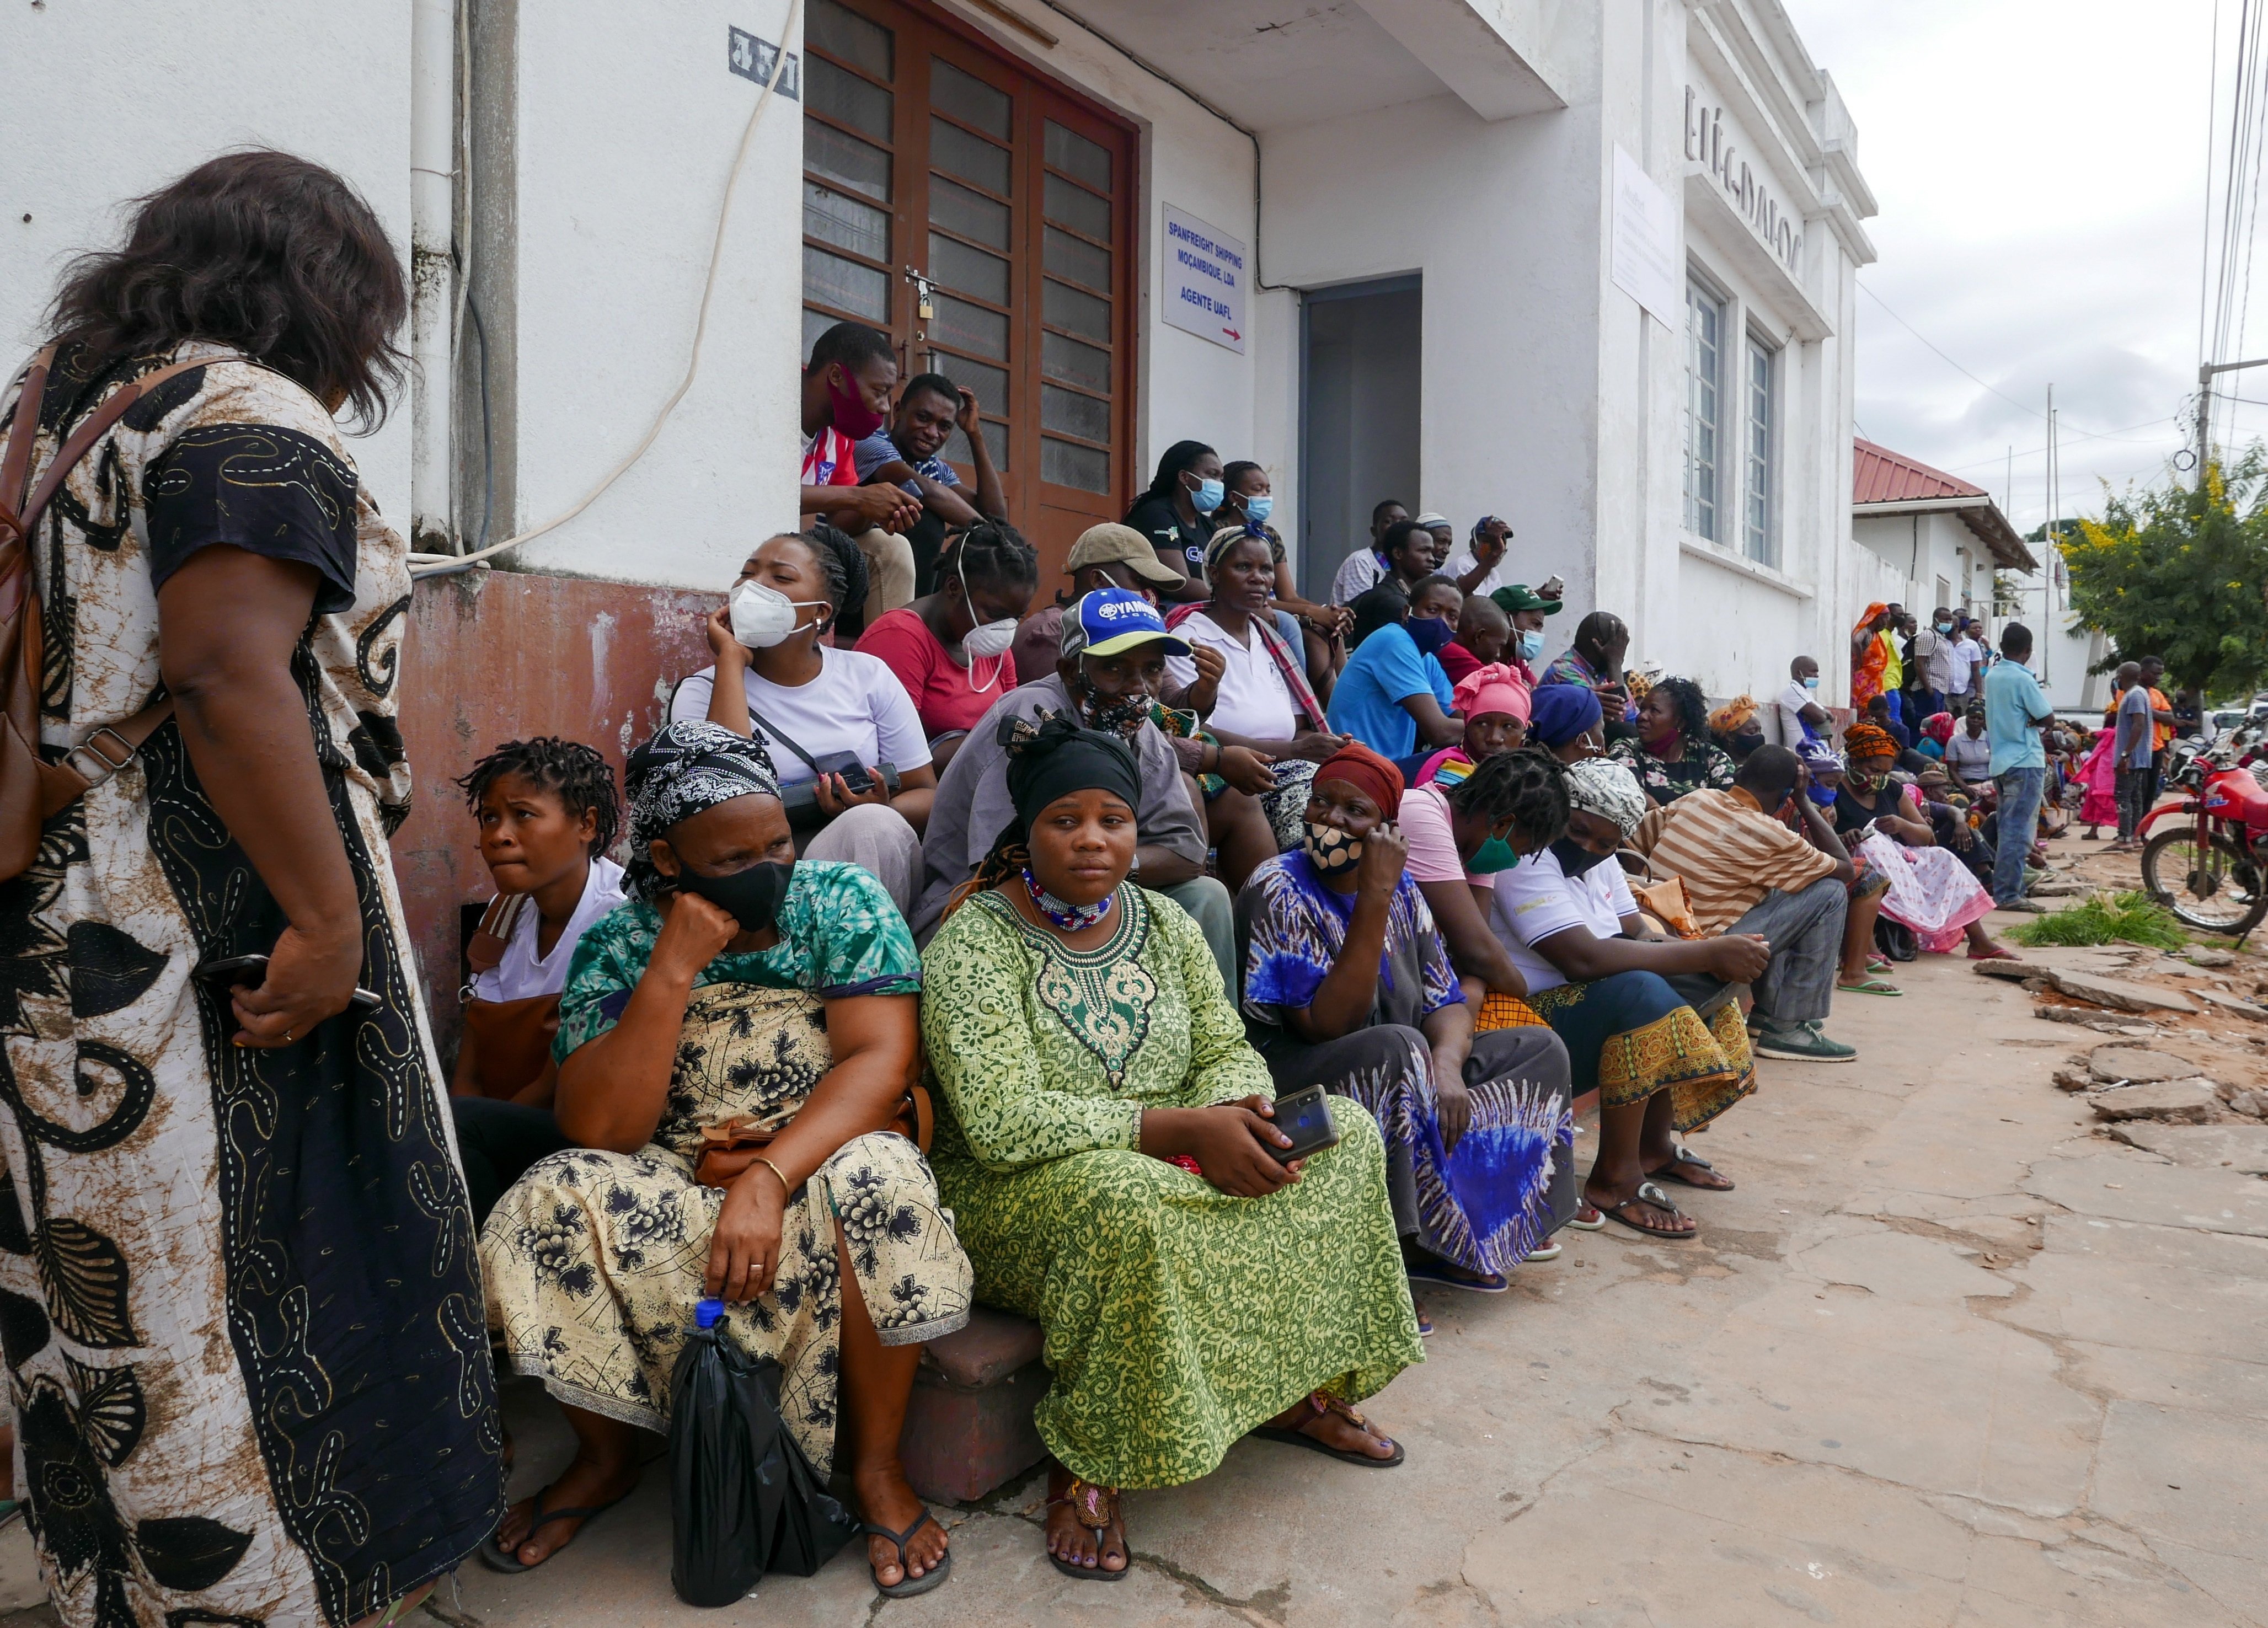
[1854,496,2038,572]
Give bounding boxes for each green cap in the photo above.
[1491,584,1562,615]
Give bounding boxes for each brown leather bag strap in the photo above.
[40,695,179,818]
[0,344,56,528]
[8,352,227,549]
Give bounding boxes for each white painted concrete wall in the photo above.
[1,0,414,511]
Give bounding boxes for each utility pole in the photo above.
[2043,384,2055,687]
[2195,355,2268,485]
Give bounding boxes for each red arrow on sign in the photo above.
[1222,327,1240,341]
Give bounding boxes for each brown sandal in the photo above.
[1045,1477,1127,1583]
[1252,1391,1405,1468]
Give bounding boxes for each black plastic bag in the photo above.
[1874,915,1917,963]
[668,1299,855,1606]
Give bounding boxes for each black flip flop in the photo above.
[1646,1147,1734,1191]
[1597,1180,1697,1241]
[478,1487,633,1573]
[862,1509,952,1599]
[1251,1395,1405,1469]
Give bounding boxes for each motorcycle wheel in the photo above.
[2139,826,2268,936]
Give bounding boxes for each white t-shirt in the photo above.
[472,855,627,1003]
[1443,547,1510,598]
[1399,780,1491,888]
[669,648,932,786]
[1774,679,1820,745]
[1488,845,1638,996]
[1948,637,1984,697]
[1330,549,1387,606]
[1162,612,1299,741]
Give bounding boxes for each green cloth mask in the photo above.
[1469,834,1520,874]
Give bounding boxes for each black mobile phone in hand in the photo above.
[192,954,383,1013]
[1267,1085,1341,1164]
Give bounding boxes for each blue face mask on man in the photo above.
[1516,630,1545,662]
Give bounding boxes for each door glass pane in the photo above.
[801,307,838,364]
[932,292,1008,359]
[1044,120,1111,192]
[931,116,1010,195]
[805,182,889,261]
[1043,225,1109,293]
[1043,278,1110,342]
[931,58,1010,140]
[1042,437,1110,492]
[929,176,1009,250]
[928,351,1008,411]
[807,0,892,80]
[807,123,891,203]
[803,245,889,321]
[1041,384,1109,445]
[1043,173,1110,242]
[929,231,1009,306]
[1042,330,1110,393]
[807,56,892,141]
[943,420,1009,472]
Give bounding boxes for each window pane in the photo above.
[1684,280,1721,542]
[1042,436,1110,492]
[807,0,892,80]
[1044,224,1110,293]
[1041,383,1110,444]
[803,245,889,321]
[807,56,891,141]
[931,58,1010,140]
[932,292,1008,359]
[1044,172,1110,242]
[928,351,1008,413]
[805,181,888,261]
[1045,120,1111,192]
[930,176,1009,250]
[1043,278,1110,342]
[1746,338,1775,565]
[1042,330,1110,393]
[930,116,1010,195]
[928,230,1009,305]
[801,307,839,365]
[942,419,1009,473]
[807,122,891,203]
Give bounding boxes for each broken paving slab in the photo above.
[2183,946,2238,968]
[1973,956,2038,983]
[2088,1045,2209,1085]
[2089,1079,2226,1124]
[2046,970,2199,1015]
[2107,1122,2268,1174]
[2195,987,2268,1021]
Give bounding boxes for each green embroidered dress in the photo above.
[921,883,1422,1489]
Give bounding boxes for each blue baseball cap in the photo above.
[1060,587,1192,660]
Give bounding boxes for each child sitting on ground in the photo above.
[451,737,625,1224]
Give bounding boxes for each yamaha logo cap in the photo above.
[1061,587,1192,661]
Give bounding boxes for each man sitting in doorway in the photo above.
[801,320,921,633]
[852,371,1008,599]
[1329,498,1411,605]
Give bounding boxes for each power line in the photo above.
[1857,283,2045,420]
[1937,415,2181,474]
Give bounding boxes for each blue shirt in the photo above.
[2117,685,2156,769]
[1982,658,2049,776]
[1326,622,1457,759]
[852,429,962,497]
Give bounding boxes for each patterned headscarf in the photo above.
[1796,736,1844,778]
[1707,694,1758,736]
[1204,522,1271,571]
[1921,710,1957,746]
[1842,721,1900,764]
[1563,758,1647,839]
[622,720,780,898]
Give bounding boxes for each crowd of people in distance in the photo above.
[0,160,2124,1628]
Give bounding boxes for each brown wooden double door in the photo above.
[800,0,1137,570]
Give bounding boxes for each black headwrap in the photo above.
[622,720,781,899]
[1002,711,1141,826]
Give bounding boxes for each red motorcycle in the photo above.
[2138,721,2268,937]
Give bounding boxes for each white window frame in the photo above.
[1743,330,1778,566]
[1684,277,1725,542]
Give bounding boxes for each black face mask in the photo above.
[673,858,794,934]
[1550,837,1614,880]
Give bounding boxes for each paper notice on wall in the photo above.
[1611,146,1678,328]
[1163,205,1247,354]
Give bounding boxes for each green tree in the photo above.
[2063,447,2268,700]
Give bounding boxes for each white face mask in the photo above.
[960,577,1019,660]
[730,579,826,649]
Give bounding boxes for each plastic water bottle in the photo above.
[694,1297,725,1330]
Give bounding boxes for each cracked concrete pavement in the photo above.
[5,848,2264,1626]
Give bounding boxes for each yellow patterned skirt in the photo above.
[1528,973,1754,1131]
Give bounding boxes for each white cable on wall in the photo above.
[410,0,803,579]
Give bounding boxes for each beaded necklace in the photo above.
[1021,867,1115,931]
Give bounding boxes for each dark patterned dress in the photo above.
[479,867,971,1468]
[0,343,498,1626]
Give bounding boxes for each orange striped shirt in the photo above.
[1638,788,1838,934]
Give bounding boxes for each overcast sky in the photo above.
[1782,0,2239,534]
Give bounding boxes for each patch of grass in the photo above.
[2009,890,2189,951]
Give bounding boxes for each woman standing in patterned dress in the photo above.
[0,153,500,1626]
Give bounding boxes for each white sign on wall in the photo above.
[1162,205,1247,354]
[1609,146,1679,329]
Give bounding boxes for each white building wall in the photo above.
[2,0,415,511]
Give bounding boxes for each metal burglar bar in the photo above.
[798,0,1136,570]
